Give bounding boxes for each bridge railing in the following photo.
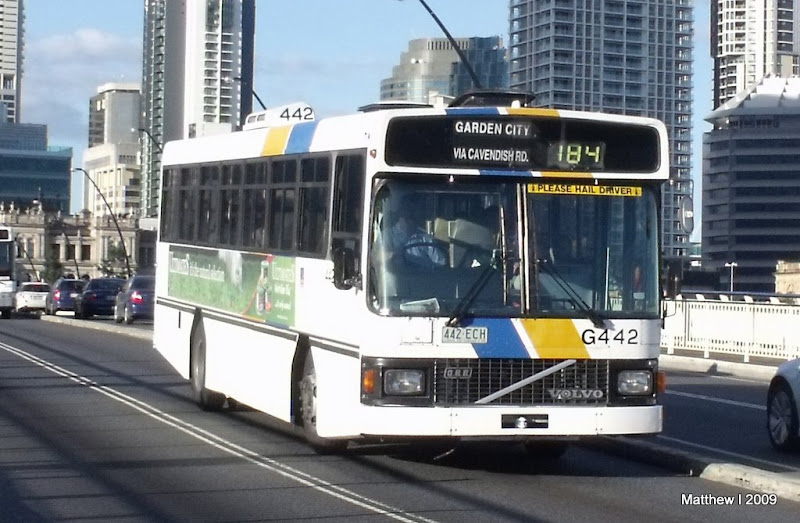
[661,297,800,363]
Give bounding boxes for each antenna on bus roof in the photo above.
[412,0,483,90]
[449,89,536,108]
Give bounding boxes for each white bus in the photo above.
[154,92,669,453]
[0,225,20,319]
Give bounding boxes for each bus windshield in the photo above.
[368,178,659,319]
[0,242,13,277]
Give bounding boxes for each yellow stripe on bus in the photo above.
[261,126,292,156]
[519,318,590,359]
[506,107,561,118]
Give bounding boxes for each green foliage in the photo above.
[98,243,129,278]
[42,249,63,283]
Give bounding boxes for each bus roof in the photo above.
[161,102,669,181]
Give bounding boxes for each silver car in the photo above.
[767,359,800,450]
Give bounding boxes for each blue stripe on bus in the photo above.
[445,107,501,116]
[466,318,530,358]
[285,121,319,154]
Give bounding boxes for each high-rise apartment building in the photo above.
[703,77,800,292]
[712,0,800,109]
[83,83,142,217]
[508,0,694,260]
[140,0,256,218]
[0,0,23,123]
[381,37,508,103]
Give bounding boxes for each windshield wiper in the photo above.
[535,258,606,328]
[446,249,504,327]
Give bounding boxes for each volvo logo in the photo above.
[444,367,473,379]
[548,388,604,400]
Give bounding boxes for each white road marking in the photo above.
[655,434,800,472]
[0,341,437,523]
[666,389,765,411]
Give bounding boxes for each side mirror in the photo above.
[332,247,360,290]
[662,258,682,299]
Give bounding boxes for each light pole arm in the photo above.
[74,168,132,277]
[138,127,163,154]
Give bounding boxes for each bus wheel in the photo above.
[190,320,226,411]
[300,354,348,454]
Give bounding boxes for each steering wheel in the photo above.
[401,240,448,265]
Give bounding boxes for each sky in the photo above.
[22,0,712,239]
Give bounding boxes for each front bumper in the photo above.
[355,404,662,439]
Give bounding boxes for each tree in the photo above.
[42,249,63,283]
[98,243,128,277]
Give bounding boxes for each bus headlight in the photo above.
[383,369,425,396]
[617,370,653,395]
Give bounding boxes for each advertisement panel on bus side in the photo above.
[167,245,296,326]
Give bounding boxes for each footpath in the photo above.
[37,314,800,502]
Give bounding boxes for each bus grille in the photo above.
[433,359,610,406]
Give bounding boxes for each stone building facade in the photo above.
[0,203,155,281]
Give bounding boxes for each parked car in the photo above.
[45,278,86,315]
[14,282,51,314]
[114,275,155,324]
[74,277,125,319]
[767,359,800,450]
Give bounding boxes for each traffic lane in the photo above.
[1,326,799,522]
[659,370,800,472]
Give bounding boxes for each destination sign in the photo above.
[385,115,660,173]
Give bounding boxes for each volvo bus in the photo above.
[153,92,668,453]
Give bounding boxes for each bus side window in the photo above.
[331,154,365,261]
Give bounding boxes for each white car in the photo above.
[14,282,51,314]
[767,359,800,450]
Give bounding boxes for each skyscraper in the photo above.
[140,0,256,219]
[83,83,141,217]
[508,0,694,260]
[712,0,800,109]
[703,77,800,292]
[381,37,508,103]
[0,0,23,123]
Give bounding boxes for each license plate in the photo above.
[442,326,488,344]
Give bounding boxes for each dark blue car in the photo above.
[114,275,155,324]
[45,278,86,315]
[74,278,125,319]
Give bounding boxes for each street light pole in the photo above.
[73,167,132,277]
[724,261,738,293]
[137,127,163,154]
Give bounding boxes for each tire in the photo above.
[0,309,10,319]
[190,319,226,411]
[124,304,134,325]
[299,353,348,454]
[114,306,123,323]
[767,381,799,451]
[45,304,53,316]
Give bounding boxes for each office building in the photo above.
[508,0,694,260]
[712,0,800,109]
[381,37,508,103]
[0,0,23,123]
[83,82,142,217]
[140,0,256,218]
[0,123,71,211]
[703,76,800,292]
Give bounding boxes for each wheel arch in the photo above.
[291,334,311,426]
[188,307,205,381]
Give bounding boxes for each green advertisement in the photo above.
[168,246,296,327]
